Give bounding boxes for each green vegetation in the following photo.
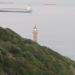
[0,27,75,75]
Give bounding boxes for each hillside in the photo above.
[0,27,75,75]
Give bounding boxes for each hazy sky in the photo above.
[0,0,75,60]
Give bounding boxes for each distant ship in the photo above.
[44,3,56,6]
[0,5,32,13]
[0,8,32,13]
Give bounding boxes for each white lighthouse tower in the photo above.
[32,25,38,42]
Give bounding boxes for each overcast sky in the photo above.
[0,0,75,60]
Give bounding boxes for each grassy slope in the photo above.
[0,27,75,75]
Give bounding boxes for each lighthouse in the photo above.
[32,25,38,42]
